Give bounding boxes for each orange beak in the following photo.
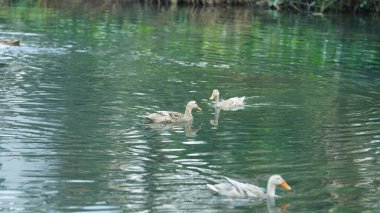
[281,180,292,190]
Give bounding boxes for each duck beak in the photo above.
[196,106,202,111]
[209,92,216,100]
[281,180,292,190]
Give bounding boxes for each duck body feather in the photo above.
[207,177,266,198]
[146,111,186,123]
[207,175,291,199]
[216,96,245,110]
[146,101,201,123]
[210,89,245,111]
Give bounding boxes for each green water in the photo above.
[1,2,379,212]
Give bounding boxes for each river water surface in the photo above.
[1,2,379,212]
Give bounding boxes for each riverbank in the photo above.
[146,0,380,14]
[1,0,379,14]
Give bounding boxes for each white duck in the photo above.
[146,101,201,123]
[207,175,291,199]
[209,89,245,110]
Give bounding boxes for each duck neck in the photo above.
[215,95,220,104]
[183,106,193,120]
[266,181,276,197]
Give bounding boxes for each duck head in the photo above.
[269,175,292,191]
[187,101,202,111]
[209,89,220,100]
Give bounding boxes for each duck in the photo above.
[0,38,20,46]
[209,89,245,110]
[146,101,201,123]
[207,174,291,199]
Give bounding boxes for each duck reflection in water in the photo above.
[212,196,290,213]
[266,197,290,213]
[210,107,221,126]
[210,105,245,127]
[147,121,200,137]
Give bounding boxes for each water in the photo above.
[1,2,379,212]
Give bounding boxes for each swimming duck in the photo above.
[207,174,291,198]
[0,38,20,46]
[209,89,245,110]
[146,101,201,123]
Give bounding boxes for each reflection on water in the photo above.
[267,198,289,213]
[0,1,380,212]
[210,108,221,126]
[206,196,290,213]
[210,106,246,127]
[148,121,201,137]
